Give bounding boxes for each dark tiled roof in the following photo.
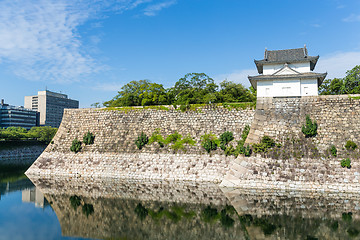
[254,46,319,74]
[248,72,327,90]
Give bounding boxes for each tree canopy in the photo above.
[0,126,57,143]
[102,73,255,107]
[319,65,360,95]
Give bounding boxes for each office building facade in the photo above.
[0,99,38,129]
[24,90,79,128]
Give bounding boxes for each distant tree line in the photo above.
[103,73,256,107]
[0,126,57,144]
[319,65,360,95]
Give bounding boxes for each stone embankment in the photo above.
[222,94,360,192]
[26,105,255,182]
[26,95,360,193]
[246,95,360,152]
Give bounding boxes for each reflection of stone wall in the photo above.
[32,177,360,240]
[46,194,245,240]
[30,177,230,206]
[26,106,255,181]
[0,145,46,165]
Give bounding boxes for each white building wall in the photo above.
[257,78,318,97]
[257,81,273,97]
[263,62,310,75]
[300,79,318,96]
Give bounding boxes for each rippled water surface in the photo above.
[1,165,360,240]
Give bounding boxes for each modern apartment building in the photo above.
[0,99,38,129]
[24,90,79,128]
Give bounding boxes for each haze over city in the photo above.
[1,0,360,107]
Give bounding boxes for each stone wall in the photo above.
[221,155,360,193]
[26,106,255,181]
[246,95,360,153]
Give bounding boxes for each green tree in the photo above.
[319,65,360,95]
[216,80,256,103]
[319,78,344,95]
[28,126,57,143]
[103,80,169,107]
[171,73,217,104]
[344,65,360,94]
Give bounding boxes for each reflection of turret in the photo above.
[22,187,48,208]
[0,178,34,199]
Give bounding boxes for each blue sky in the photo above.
[0,0,360,107]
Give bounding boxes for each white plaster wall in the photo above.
[289,62,310,73]
[263,62,310,75]
[257,80,273,97]
[300,79,318,96]
[263,64,283,75]
[257,78,318,97]
[273,79,300,97]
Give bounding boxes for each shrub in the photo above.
[225,145,237,157]
[330,145,337,157]
[135,132,148,150]
[148,129,165,148]
[219,131,234,151]
[180,102,191,112]
[83,131,95,145]
[70,138,82,153]
[341,158,351,169]
[165,131,182,144]
[201,133,219,153]
[345,140,357,150]
[301,115,317,138]
[244,144,252,157]
[241,125,250,142]
[169,134,196,153]
[252,135,276,153]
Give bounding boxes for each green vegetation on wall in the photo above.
[201,133,219,153]
[341,158,351,169]
[70,138,82,153]
[83,131,95,145]
[135,132,148,150]
[345,140,357,151]
[302,115,318,138]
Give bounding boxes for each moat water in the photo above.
[1,163,360,239]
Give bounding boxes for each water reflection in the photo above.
[22,187,49,208]
[26,176,360,240]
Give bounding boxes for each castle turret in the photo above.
[248,46,327,97]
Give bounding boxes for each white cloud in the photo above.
[316,51,360,79]
[311,23,321,28]
[214,69,258,87]
[343,14,360,22]
[144,0,176,16]
[0,0,175,83]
